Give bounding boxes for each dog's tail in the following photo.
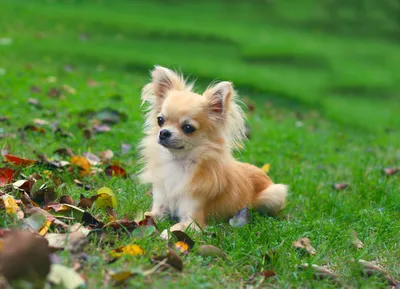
[253,184,288,217]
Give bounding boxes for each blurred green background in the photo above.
[1,0,400,131]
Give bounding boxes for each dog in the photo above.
[139,66,288,233]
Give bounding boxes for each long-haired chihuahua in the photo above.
[139,66,288,233]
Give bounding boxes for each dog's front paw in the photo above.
[147,209,165,221]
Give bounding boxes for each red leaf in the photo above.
[4,154,36,166]
[0,168,14,186]
[138,215,158,230]
[105,165,126,178]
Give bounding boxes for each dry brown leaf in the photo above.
[358,259,398,286]
[351,230,364,249]
[333,183,349,190]
[293,237,317,255]
[299,263,342,285]
[152,248,183,272]
[383,168,399,176]
[28,98,41,108]
[99,149,114,161]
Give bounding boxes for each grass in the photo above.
[0,0,399,288]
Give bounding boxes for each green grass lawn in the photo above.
[0,0,399,288]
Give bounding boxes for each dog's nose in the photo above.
[159,129,172,140]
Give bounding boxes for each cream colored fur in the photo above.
[139,66,288,233]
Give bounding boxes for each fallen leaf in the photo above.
[81,211,104,229]
[104,216,138,233]
[33,118,49,126]
[110,270,137,283]
[0,167,14,186]
[74,179,91,190]
[59,195,74,205]
[71,156,91,176]
[152,248,183,272]
[121,143,131,154]
[83,128,92,139]
[261,270,276,280]
[99,149,114,161]
[383,168,399,176]
[38,219,52,236]
[93,108,127,125]
[175,241,190,254]
[229,207,250,228]
[0,116,9,122]
[61,84,76,95]
[293,237,317,255]
[333,183,349,190]
[106,207,117,220]
[299,263,341,284]
[47,264,85,289]
[46,225,90,250]
[77,194,99,209]
[92,124,111,133]
[53,147,75,157]
[4,154,36,166]
[46,76,57,83]
[170,230,194,249]
[0,194,24,220]
[94,187,118,209]
[21,213,48,232]
[82,152,101,165]
[46,203,84,220]
[0,230,51,284]
[105,165,126,178]
[87,79,97,87]
[351,230,364,249]
[197,245,226,258]
[12,179,30,191]
[138,215,158,230]
[47,87,62,98]
[30,85,41,94]
[24,124,45,133]
[28,97,41,108]
[261,164,270,173]
[110,244,145,259]
[358,259,398,286]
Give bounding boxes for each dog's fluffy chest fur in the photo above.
[141,142,198,218]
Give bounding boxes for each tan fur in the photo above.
[139,66,288,232]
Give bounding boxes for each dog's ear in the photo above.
[204,81,233,115]
[151,66,187,99]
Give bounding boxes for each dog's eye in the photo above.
[182,124,196,134]
[157,117,165,127]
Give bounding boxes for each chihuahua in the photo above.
[139,66,288,232]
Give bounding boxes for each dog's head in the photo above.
[141,66,246,153]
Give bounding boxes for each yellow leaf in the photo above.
[71,156,91,176]
[110,271,133,282]
[0,240,3,251]
[38,219,52,236]
[110,244,145,258]
[261,164,271,173]
[0,194,24,220]
[94,187,118,209]
[175,241,190,254]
